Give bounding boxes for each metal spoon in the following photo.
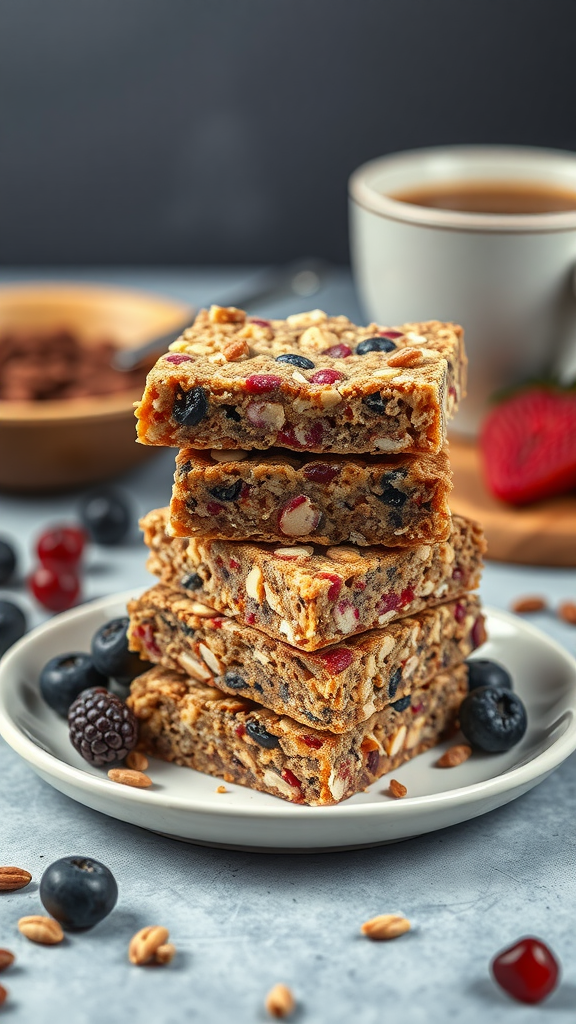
[112,258,331,371]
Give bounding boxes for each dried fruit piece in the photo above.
[361,914,411,940]
[265,983,295,1019]
[0,984,6,1007]
[108,768,152,788]
[129,925,170,965]
[172,386,209,427]
[558,601,576,625]
[245,374,282,394]
[278,496,320,537]
[309,368,344,385]
[388,779,407,798]
[511,595,547,613]
[491,937,560,1004]
[0,867,31,892]
[0,950,14,972]
[18,915,64,945]
[436,744,472,767]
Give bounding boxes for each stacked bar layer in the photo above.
[168,446,453,547]
[135,307,466,454]
[128,664,468,806]
[127,584,485,732]
[141,507,485,650]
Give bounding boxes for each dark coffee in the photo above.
[391,180,576,215]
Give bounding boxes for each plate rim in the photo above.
[1,589,575,823]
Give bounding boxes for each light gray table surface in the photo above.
[1,269,576,1024]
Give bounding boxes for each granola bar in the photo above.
[169,446,452,546]
[127,583,485,732]
[128,663,468,805]
[141,507,485,651]
[135,307,466,455]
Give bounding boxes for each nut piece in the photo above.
[388,779,407,799]
[0,950,15,972]
[511,595,547,613]
[125,751,149,772]
[216,785,228,793]
[18,916,64,945]
[437,744,472,768]
[0,983,7,1007]
[223,338,250,361]
[278,496,320,537]
[361,914,411,941]
[265,983,295,1019]
[386,347,423,368]
[325,546,363,564]
[209,305,245,324]
[558,601,576,625]
[0,867,32,892]
[108,768,152,789]
[155,943,176,965]
[129,926,170,965]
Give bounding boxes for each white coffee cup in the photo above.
[349,145,576,436]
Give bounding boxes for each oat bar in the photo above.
[127,584,484,732]
[135,307,466,455]
[169,446,452,546]
[128,664,468,806]
[141,508,485,651]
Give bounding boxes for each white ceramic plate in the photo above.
[1,590,575,852]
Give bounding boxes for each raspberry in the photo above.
[68,688,138,767]
[480,388,576,505]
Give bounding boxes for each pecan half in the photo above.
[0,867,31,892]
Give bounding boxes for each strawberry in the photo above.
[480,387,576,505]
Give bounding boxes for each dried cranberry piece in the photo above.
[250,318,271,327]
[303,463,339,484]
[245,374,282,394]
[454,602,466,623]
[380,330,403,339]
[400,587,414,606]
[276,426,303,449]
[491,937,560,1004]
[317,573,342,601]
[366,748,379,774]
[309,369,344,385]
[472,616,487,648]
[301,734,323,749]
[378,592,402,615]
[452,566,465,582]
[282,768,301,788]
[322,344,352,359]
[318,648,354,674]
[164,354,193,364]
[245,612,256,625]
[206,502,224,516]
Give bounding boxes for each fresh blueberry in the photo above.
[275,354,315,370]
[0,600,26,658]
[172,385,209,427]
[40,653,107,717]
[209,480,243,502]
[356,337,397,355]
[390,695,411,712]
[79,488,131,545]
[388,666,402,699]
[225,671,247,690]
[362,392,386,414]
[91,617,149,684]
[180,573,203,590]
[378,473,408,507]
[467,658,513,692]
[459,685,527,753]
[0,539,17,585]
[245,719,280,749]
[40,856,118,931]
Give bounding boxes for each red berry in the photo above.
[491,937,560,1004]
[276,426,302,449]
[304,422,324,447]
[481,388,576,505]
[303,463,339,484]
[318,648,354,674]
[37,526,85,571]
[317,573,342,601]
[29,566,80,612]
[454,602,466,623]
[379,330,403,339]
[321,344,352,359]
[378,591,402,615]
[245,374,282,394]
[282,768,301,788]
[400,587,414,606]
[164,353,193,364]
[309,369,344,385]
[249,318,271,328]
[206,502,224,516]
[301,734,323,749]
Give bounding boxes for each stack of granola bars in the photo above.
[126,306,486,805]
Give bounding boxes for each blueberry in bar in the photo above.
[135,307,466,455]
[141,507,486,651]
[127,583,485,733]
[128,663,468,805]
[168,445,452,547]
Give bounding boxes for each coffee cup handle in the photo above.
[554,266,576,384]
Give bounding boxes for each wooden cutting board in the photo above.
[448,435,576,566]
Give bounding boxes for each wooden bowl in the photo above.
[0,283,192,492]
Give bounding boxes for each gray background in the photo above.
[1,0,575,265]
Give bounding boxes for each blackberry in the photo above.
[91,617,147,684]
[68,688,138,767]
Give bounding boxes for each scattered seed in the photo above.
[361,914,411,940]
[0,983,7,1007]
[437,744,472,768]
[216,785,228,793]
[558,601,576,625]
[0,950,14,972]
[265,983,295,1019]
[388,779,407,799]
[18,915,64,945]
[108,768,152,789]
[510,596,547,614]
[155,943,176,965]
[125,751,149,772]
